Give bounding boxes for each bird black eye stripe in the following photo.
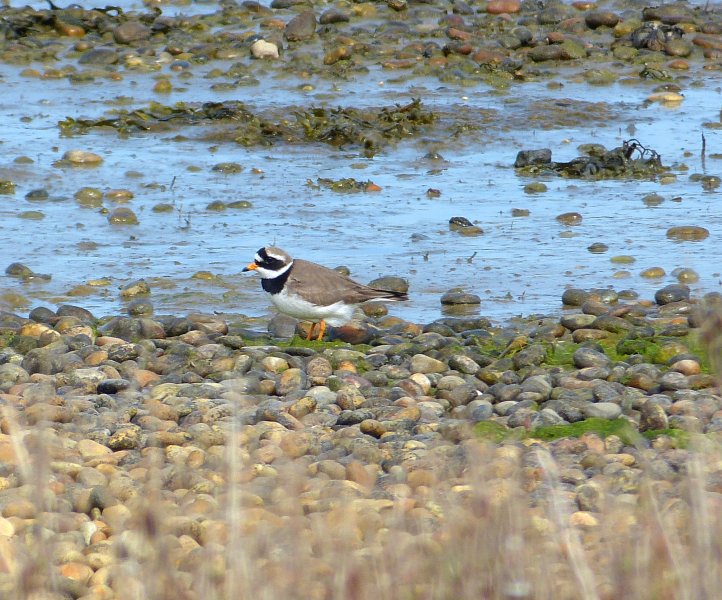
[254,247,286,270]
[258,256,286,270]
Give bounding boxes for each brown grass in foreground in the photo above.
[2,403,722,600]
[5,299,722,600]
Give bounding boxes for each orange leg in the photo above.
[306,322,317,341]
[316,320,326,341]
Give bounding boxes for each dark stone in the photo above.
[592,381,624,402]
[489,382,521,402]
[538,6,572,25]
[367,276,409,294]
[561,314,597,330]
[531,408,565,427]
[592,314,634,333]
[108,426,142,450]
[29,306,56,323]
[97,379,130,394]
[127,298,154,317]
[440,291,481,305]
[5,262,34,278]
[25,189,48,201]
[319,9,350,24]
[515,148,553,168]
[107,344,141,363]
[271,0,306,7]
[21,343,69,375]
[561,288,590,306]
[658,323,690,337]
[333,324,373,344]
[243,1,274,14]
[468,402,493,422]
[10,335,38,354]
[57,304,96,323]
[78,47,120,65]
[528,45,566,62]
[642,6,692,25]
[585,11,620,29]
[440,383,478,407]
[449,216,473,227]
[655,284,690,305]
[507,407,539,428]
[668,415,703,432]
[160,316,192,337]
[121,279,150,298]
[452,0,474,15]
[337,409,375,425]
[285,11,317,42]
[511,26,533,45]
[65,334,93,351]
[432,317,491,332]
[573,347,611,369]
[386,0,407,12]
[113,21,152,44]
[101,317,164,341]
[88,485,118,510]
[422,322,456,337]
[513,344,547,368]
[545,399,586,423]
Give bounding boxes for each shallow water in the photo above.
[1,0,721,327]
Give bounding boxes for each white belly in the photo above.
[270,288,356,326]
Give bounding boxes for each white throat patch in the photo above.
[256,259,293,280]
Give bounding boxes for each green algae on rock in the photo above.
[0,180,16,194]
[314,177,382,193]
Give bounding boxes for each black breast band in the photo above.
[262,263,293,295]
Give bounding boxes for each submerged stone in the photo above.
[666,226,709,241]
[107,207,138,225]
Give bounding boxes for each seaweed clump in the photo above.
[514,139,669,179]
[294,99,435,157]
[58,99,435,158]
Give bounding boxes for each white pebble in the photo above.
[251,40,279,60]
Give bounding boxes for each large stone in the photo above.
[285,11,316,41]
[21,342,69,375]
[251,40,279,59]
[440,290,481,305]
[573,347,611,369]
[79,47,120,65]
[410,354,447,374]
[113,21,152,44]
[277,368,308,395]
[582,402,622,420]
[367,276,409,294]
[654,284,690,305]
[640,400,669,431]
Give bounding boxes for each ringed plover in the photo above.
[243,246,408,340]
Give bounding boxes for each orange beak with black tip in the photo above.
[243,263,258,272]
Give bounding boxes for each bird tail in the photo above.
[373,289,408,302]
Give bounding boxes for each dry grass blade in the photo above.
[535,448,599,600]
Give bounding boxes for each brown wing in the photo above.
[290,260,404,306]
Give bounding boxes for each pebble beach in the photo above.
[1,280,722,599]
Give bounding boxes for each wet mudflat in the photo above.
[0,0,720,328]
